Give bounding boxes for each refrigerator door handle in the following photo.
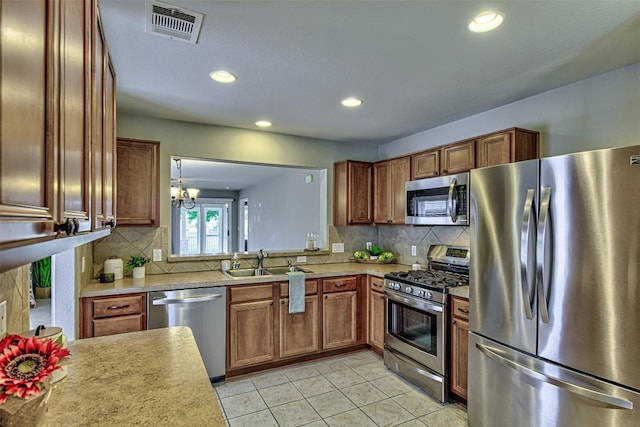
[520,189,536,320]
[152,294,222,305]
[476,342,634,410]
[536,187,552,324]
[447,178,458,223]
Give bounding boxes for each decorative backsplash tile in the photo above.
[0,265,31,333]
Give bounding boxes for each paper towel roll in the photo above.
[104,258,124,280]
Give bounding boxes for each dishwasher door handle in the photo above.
[152,294,222,305]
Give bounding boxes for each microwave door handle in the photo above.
[519,189,536,320]
[536,187,552,324]
[447,178,458,223]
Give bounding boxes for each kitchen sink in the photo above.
[223,268,271,278]
[266,267,313,275]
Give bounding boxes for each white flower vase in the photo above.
[132,266,146,279]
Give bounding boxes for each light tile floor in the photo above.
[214,350,467,427]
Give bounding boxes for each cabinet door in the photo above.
[229,300,275,369]
[116,139,160,226]
[476,132,511,168]
[348,161,373,224]
[103,54,116,225]
[390,157,410,224]
[57,0,91,233]
[323,291,357,349]
[373,161,391,224]
[91,9,105,229]
[279,296,319,358]
[442,140,475,175]
[451,316,469,399]
[368,288,385,351]
[0,0,56,246]
[412,149,440,179]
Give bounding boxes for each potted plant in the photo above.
[31,257,51,299]
[125,255,151,279]
[366,245,384,260]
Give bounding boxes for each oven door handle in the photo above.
[385,289,443,314]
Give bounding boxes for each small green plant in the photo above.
[31,256,52,288]
[353,251,369,260]
[125,255,151,270]
[366,245,384,257]
[379,251,395,261]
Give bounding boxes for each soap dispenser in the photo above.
[232,253,240,270]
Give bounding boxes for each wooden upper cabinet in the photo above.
[411,149,441,180]
[476,128,540,169]
[91,8,116,230]
[116,139,160,227]
[334,160,373,225]
[441,139,475,175]
[56,0,92,234]
[374,156,410,224]
[0,0,56,247]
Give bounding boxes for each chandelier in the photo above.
[170,158,200,209]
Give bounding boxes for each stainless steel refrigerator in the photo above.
[468,145,640,427]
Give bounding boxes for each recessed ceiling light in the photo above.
[255,120,272,128]
[468,11,503,33]
[209,70,237,83]
[340,97,363,108]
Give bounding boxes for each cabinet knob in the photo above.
[452,320,457,324]
[442,169,448,174]
[281,300,285,305]
[325,295,328,299]
[106,219,116,228]
[54,219,73,236]
[270,301,273,306]
[72,218,79,234]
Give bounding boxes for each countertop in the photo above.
[449,285,469,299]
[81,262,408,297]
[44,327,225,426]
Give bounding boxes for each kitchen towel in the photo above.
[287,271,305,314]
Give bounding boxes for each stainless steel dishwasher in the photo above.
[147,287,226,381]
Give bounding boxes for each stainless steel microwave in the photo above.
[405,173,469,225]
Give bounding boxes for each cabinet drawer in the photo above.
[322,277,357,293]
[93,314,145,337]
[93,295,144,318]
[230,284,274,303]
[280,280,318,297]
[369,276,384,294]
[452,296,469,321]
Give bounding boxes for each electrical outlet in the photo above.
[0,301,6,336]
[366,242,372,249]
[296,256,307,263]
[81,256,86,273]
[332,243,345,253]
[153,249,162,261]
[411,245,417,256]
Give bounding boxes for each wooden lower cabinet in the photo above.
[323,291,358,349]
[450,296,469,399]
[80,293,146,338]
[368,276,385,351]
[228,299,275,369]
[279,296,319,358]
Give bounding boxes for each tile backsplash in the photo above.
[93,224,469,276]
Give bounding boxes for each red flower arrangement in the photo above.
[0,334,70,404]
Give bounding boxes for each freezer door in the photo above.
[468,333,640,427]
[538,145,640,390]
[470,160,538,354]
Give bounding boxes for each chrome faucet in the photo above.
[257,249,268,271]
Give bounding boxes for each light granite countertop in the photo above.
[44,327,225,426]
[81,262,409,297]
[448,285,469,299]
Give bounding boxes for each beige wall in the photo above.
[116,115,378,228]
[0,265,30,334]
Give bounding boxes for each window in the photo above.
[179,201,231,255]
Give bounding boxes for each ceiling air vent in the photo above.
[145,0,204,44]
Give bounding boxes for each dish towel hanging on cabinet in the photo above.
[287,271,306,314]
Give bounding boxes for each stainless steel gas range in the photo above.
[383,244,469,403]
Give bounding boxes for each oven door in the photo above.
[385,288,445,375]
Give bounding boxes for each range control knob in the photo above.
[405,287,413,294]
[417,290,425,297]
[426,291,433,299]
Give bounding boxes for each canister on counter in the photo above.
[104,257,124,280]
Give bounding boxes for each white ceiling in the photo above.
[100,1,640,145]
